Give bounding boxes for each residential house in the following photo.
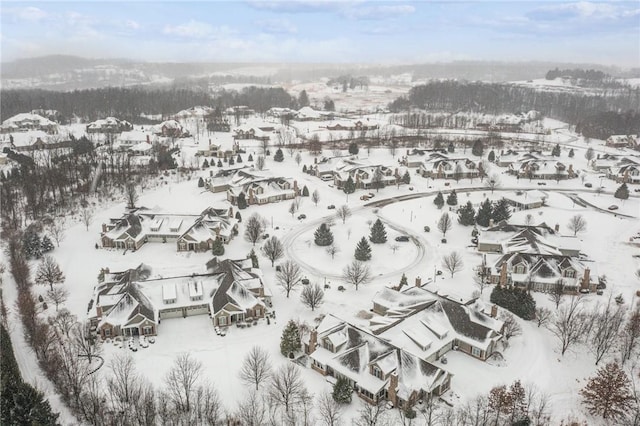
[502,190,548,211]
[152,120,187,138]
[325,120,378,132]
[1,113,58,134]
[116,130,156,150]
[607,157,640,184]
[508,153,575,180]
[232,127,270,143]
[415,152,479,180]
[332,159,405,190]
[592,154,621,172]
[86,117,132,134]
[224,170,298,206]
[606,135,640,149]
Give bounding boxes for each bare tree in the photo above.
[567,214,587,236]
[437,212,453,237]
[342,260,372,290]
[276,260,302,298]
[326,244,339,259]
[525,214,534,226]
[191,382,224,425]
[301,284,325,311]
[442,251,464,277]
[35,255,65,291]
[317,391,342,426]
[244,213,266,246]
[46,285,68,311]
[590,299,626,365]
[336,205,351,224]
[288,201,296,217]
[295,152,302,166]
[50,308,76,337]
[548,280,566,308]
[71,321,102,364]
[239,346,272,391]
[486,173,501,194]
[473,274,489,294]
[268,364,306,414]
[80,207,94,231]
[235,390,267,426]
[372,167,384,192]
[107,353,144,424]
[47,220,66,247]
[620,309,640,364]
[125,182,139,209]
[535,307,552,328]
[500,312,522,341]
[165,353,203,413]
[585,147,595,162]
[312,189,320,206]
[548,296,588,355]
[354,400,389,426]
[262,236,284,267]
[256,155,265,171]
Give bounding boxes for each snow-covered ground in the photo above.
[4,113,640,424]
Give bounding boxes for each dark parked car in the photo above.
[297,214,307,219]
[608,205,619,211]
[262,234,269,240]
[395,235,410,242]
[338,285,346,292]
[301,278,310,285]
[423,226,430,232]
[441,238,447,243]
[584,183,593,188]
[327,204,336,209]
[537,182,547,186]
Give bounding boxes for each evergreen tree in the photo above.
[211,238,225,256]
[398,273,408,289]
[198,177,205,187]
[446,190,458,206]
[248,153,253,162]
[302,164,308,173]
[332,377,353,404]
[369,219,387,244]
[492,198,512,223]
[23,230,42,259]
[447,142,455,153]
[472,139,484,156]
[40,235,54,253]
[343,176,356,194]
[302,186,309,197]
[202,159,209,168]
[580,362,634,421]
[274,148,284,162]
[217,159,223,167]
[614,183,629,200]
[314,223,334,246]
[237,154,243,163]
[298,90,310,107]
[235,211,242,222]
[552,144,561,157]
[568,148,574,158]
[476,199,493,227]
[354,237,372,261]
[457,201,476,226]
[237,193,247,210]
[434,192,445,209]
[490,286,536,320]
[488,150,495,162]
[348,142,359,155]
[402,171,411,184]
[248,249,259,268]
[280,320,301,357]
[229,156,235,165]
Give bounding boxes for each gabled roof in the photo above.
[210,259,264,314]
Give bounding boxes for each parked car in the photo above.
[436,270,443,276]
[608,205,619,210]
[297,214,307,220]
[596,290,604,295]
[360,195,371,201]
[368,193,375,198]
[423,226,431,232]
[584,183,593,188]
[441,238,447,243]
[537,182,547,186]
[262,234,269,240]
[444,182,450,186]
[408,186,414,191]
[471,238,478,245]
[395,235,410,242]
[301,278,310,285]
[635,189,640,193]
[337,285,346,292]
[327,204,336,209]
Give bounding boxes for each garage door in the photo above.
[186,304,209,316]
[159,307,183,319]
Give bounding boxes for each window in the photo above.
[372,366,383,379]
[219,316,227,326]
[143,326,152,335]
[565,270,575,278]
[471,347,482,358]
[104,328,111,337]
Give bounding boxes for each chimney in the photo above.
[146,134,150,144]
[387,372,399,407]
[499,263,508,287]
[581,268,591,291]
[554,223,560,232]
[491,305,498,318]
[489,218,494,227]
[102,223,107,233]
[415,276,422,287]
[293,180,299,194]
[308,329,318,354]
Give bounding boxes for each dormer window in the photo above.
[372,366,383,379]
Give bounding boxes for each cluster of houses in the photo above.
[92,258,271,339]
[606,134,640,149]
[477,221,596,294]
[100,206,239,252]
[305,284,505,408]
[205,168,299,206]
[307,158,409,190]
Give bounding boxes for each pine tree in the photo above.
[472,139,484,156]
[354,237,372,261]
[568,148,574,158]
[302,164,308,173]
[211,238,225,256]
[488,150,495,162]
[198,177,205,187]
[302,186,309,197]
[614,183,629,200]
[552,144,561,157]
[492,198,512,223]
[402,171,411,184]
[229,157,235,165]
[217,159,223,167]
[580,362,634,420]
[348,142,359,155]
[235,211,242,222]
[23,230,42,259]
[343,176,356,194]
[398,273,408,289]
[369,219,387,244]
[41,235,54,253]
[434,192,445,209]
[280,320,301,357]
[274,148,284,162]
[248,249,259,268]
[202,159,209,168]
[446,190,458,206]
[476,199,493,227]
[237,193,247,209]
[248,153,253,162]
[332,377,353,404]
[447,142,455,153]
[314,223,334,246]
[457,201,476,226]
[237,154,243,163]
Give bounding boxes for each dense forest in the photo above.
[0,86,297,123]
[389,80,640,139]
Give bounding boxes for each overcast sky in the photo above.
[1,1,639,67]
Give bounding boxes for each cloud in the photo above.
[256,18,298,34]
[125,20,140,30]
[163,20,235,39]
[246,0,352,13]
[526,1,637,22]
[344,4,415,20]
[3,6,48,22]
